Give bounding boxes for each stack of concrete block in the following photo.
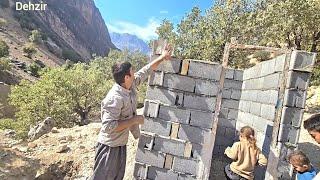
[134,57,222,179]
[265,51,316,179]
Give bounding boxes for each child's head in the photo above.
[303,113,320,144]
[240,126,257,149]
[288,150,311,173]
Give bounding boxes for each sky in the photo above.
[94,0,213,42]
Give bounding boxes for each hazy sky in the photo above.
[94,0,213,41]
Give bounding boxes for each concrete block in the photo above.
[178,124,211,144]
[250,102,261,116]
[263,73,281,89]
[274,54,286,72]
[149,71,164,86]
[284,89,306,108]
[163,73,196,92]
[243,64,262,80]
[222,88,232,99]
[141,117,171,137]
[183,94,216,112]
[144,100,160,118]
[191,143,204,159]
[195,79,219,96]
[224,79,243,90]
[234,70,244,81]
[188,60,222,80]
[158,105,190,124]
[181,60,190,75]
[278,124,300,144]
[147,166,179,180]
[257,90,278,105]
[286,71,311,90]
[260,104,276,121]
[172,157,198,175]
[221,99,239,109]
[218,108,228,119]
[153,136,186,156]
[146,86,183,106]
[218,118,236,129]
[281,107,304,127]
[178,174,197,180]
[225,68,234,79]
[133,163,147,179]
[260,59,276,77]
[138,133,154,150]
[240,91,250,101]
[135,148,165,168]
[190,110,214,128]
[231,89,241,100]
[152,55,181,73]
[289,51,316,72]
[228,109,238,120]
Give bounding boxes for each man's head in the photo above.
[112,61,134,89]
[288,150,311,173]
[303,113,320,144]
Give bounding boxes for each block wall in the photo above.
[134,50,316,180]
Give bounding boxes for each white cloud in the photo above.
[160,10,168,14]
[107,18,160,41]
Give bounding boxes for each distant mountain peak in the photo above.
[110,32,150,55]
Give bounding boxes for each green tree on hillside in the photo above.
[29,30,42,44]
[23,43,37,58]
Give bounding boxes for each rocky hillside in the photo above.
[110,32,150,54]
[13,0,116,61]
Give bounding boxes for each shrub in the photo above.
[29,30,42,44]
[27,62,42,77]
[62,49,80,62]
[23,43,37,58]
[0,40,9,57]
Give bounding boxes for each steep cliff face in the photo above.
[17,0,116,61]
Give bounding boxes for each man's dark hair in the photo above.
[288,150,310,166]
[112,61,132,85]
[303,113,320,132]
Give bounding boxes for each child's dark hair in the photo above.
[112,61,132,85]
[240,126,257,150]
[304,113,320,132]
[288,150,310,166]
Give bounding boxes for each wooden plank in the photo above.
[164,154,174,169]
[180,60,190,75]
[170,123,180,139]
[184,142,192,158]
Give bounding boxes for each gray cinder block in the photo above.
[158,105,191,124]
[234,70,244,81]
[289,51,316,72]
[190,110,214,128]
[221,99,239,109]
[133,163,147,179]
[146,86,183,106]
[178,124,212,144]
[135,148,165,168]
[224,79,243,90]
[260,104,276,121]
[283,89,307,108]
[141,117,172,137]
[147,166,179,180]
[152,55,181,73]
[153,136,186,156]
[149,71,164,86]
[281,107,304,127]
[195,79,219,96]
[163,73,196,92]
[144,100,160,118]
[172,156,198,175]
[183,94,216,112]
[138,133,154,150]
[188,60,222,80]
[286,71,311,90]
